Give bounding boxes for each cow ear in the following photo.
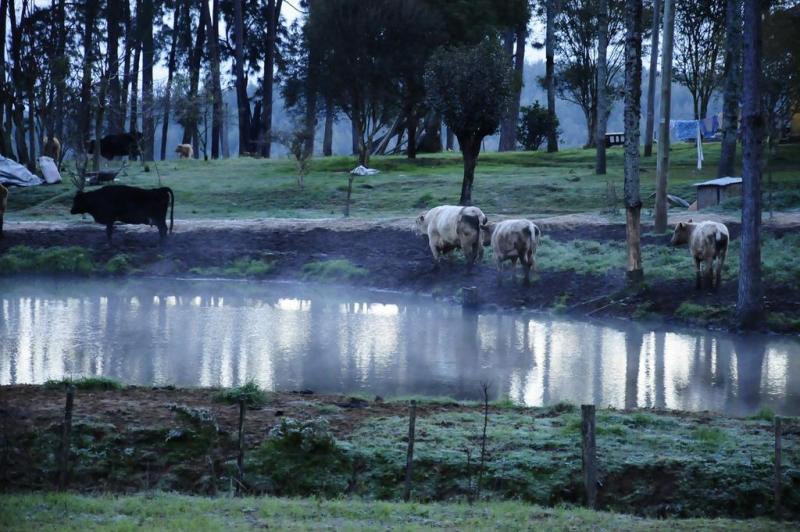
[688,218,692,223]
[417,214,424,223]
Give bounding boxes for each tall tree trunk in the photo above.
[106,0,122,133]
[458,135,480,205]
[8,0,28,166]
[0,0,7,156]
[718,0,742,177]
[141,0,154,161]
[623,0,644,283]
[160,0,184,160]
[500,26,526,152]
[446,126,454,151]
[78,0,99,153]
[595,0,609,175]
[498,29,516,151]
[129,0,141,136]
[53,0,67,140]
[208,0,223,159]
[654,0,675,233]
[406,105,417,159]
[323,96,334,156]
[736,0,763,328]
[233,0,250,155]
[545,0,558,153]
[119,0,132,132]
[27,90,35,167]
[643,0,661,157]
[183,0,207,151]
[93,66,109,171]
[351,120,358,155]
[260,0,282,157]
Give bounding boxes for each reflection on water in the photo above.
[1,278,799,416]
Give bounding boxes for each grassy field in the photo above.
[0,493,787,531]
[6,143,800,220]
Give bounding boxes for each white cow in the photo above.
[415,205,488,267]
[481,219,541,284]
[671,220,729,290]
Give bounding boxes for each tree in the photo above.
[545,0,559,152]
[595,0,609,174]
[141,0,155,160]
[717,0,742,176]
[498,2,532,151]
[552,0,627,147]
[106,0,123,132]
[673,0,725,119]
[204,0,223,158]
[232,0,249,155]
[623,0,644,283]
[260,0,283,158]
[518,102,559,151]
[643,0,661,156]
[425,38,513,205]
[160,0,185,160]
[736,0,764,328]
[653,0,675,234]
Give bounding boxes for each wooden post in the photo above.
[58,384,75,490]
[236,398,246,496]
[403,400,417,502]
[581,404,597,509]
[774,416,782,518]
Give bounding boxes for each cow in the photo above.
[175,144,193,159]
[43,136,61,165]
[671,219,729,290]
[481,219,542,285]
[87,132,143,160]
[0,183,7,238]
[415,205,488,268]
[70,185,174,243]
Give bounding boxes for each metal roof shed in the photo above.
[692,177,742,209]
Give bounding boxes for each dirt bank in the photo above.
[1,217,799,333]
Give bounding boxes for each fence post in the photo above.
[581,404,597,509]
[403,400,417,502]
[58,384,75,490]
[236,398,246,496]
[774,416,783,519]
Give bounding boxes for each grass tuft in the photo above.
[0,245,93,275]
[301,259,368,282]
[213,380,269,407]
[43,376,125,391]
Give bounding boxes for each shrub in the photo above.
[213,381,269,407]
[44,376,125,391]
[0,245,94,275]
[301,259,367,282]
[517,101,559,151]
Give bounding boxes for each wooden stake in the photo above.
[775,416,782,519]
[58,385,75,490]
[236,398,246,496]
[403,400,417,502]
[581,404,597,509]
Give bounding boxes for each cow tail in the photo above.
[167,187,175,234]
[715,229,728,254]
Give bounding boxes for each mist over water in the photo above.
[1,278,798,416]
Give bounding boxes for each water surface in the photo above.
[1,278,798,416]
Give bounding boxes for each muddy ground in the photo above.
[1,217,799,332]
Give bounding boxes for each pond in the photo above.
[1,278,798,416]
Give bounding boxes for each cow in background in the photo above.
[175,144,193,159]
[671,220,730,290]
[87,132,143,160]
[43,137,61,167]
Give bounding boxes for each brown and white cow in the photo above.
[415,205,488,267]
[481,219,541,284]
[671,220,729,290]
[0,183,7,238]
[175,144,193,159]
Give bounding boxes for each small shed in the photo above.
[693,177,742,209]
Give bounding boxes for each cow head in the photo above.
[70,191,89,215]
[480,222,496,247]
[414,213,426,232]
[670,220,692,246]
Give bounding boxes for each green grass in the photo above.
[190,256,275,278]
[6,143,800,221]
[0,493,782,531]
[43,376,125,391]
[213,380,269,407]
[301,259,368,282]
[0,245,94,275]
[674,302,731,325]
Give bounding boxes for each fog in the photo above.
[2,278,798,416]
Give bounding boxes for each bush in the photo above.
[213,381,269,407]
[301,259,367,282]
[517,102,559,151]
[44,376,125,391]
[0,245,94,275]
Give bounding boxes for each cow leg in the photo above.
[105,223,114,243]
[158,222,168,241]
[429,241,441,269]
[714,252,726,291]
[510,257,518,284]
[704,258,714,292]
[694,258,702,290]
[522,261,532,285]
[495,258,503,286]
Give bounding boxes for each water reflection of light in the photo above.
[367,303,399,316]
[276,298,310,312]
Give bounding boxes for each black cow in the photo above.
[86,132,143,160]
[70,185,174,242]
